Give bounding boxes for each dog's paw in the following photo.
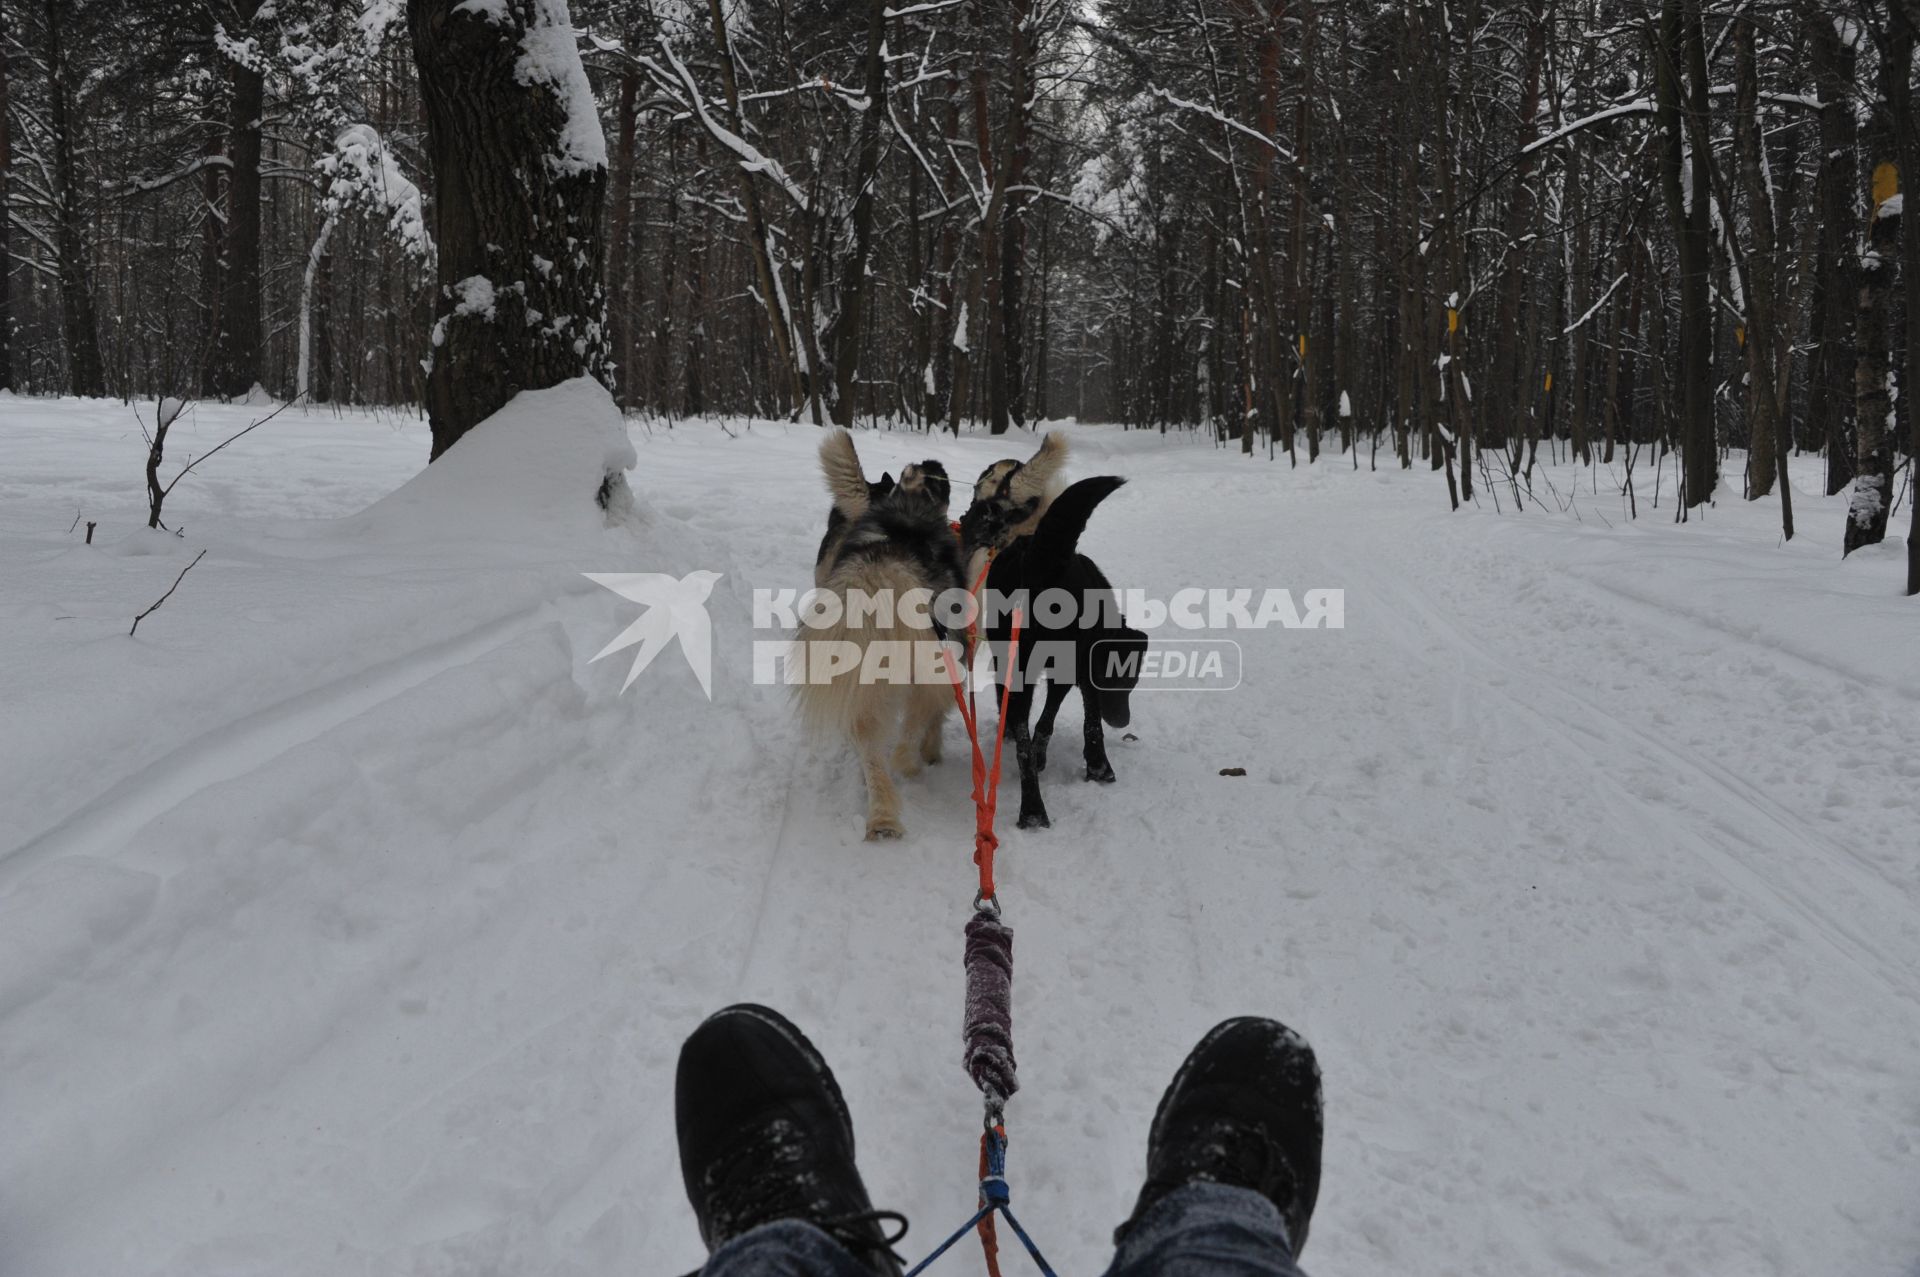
[894,753,924,778]
[1085,762,1116,784]
[1016,809,1051,830]
[865,818,904,841]
[1032,743,1050,773]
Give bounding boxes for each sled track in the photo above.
[1337,541,1920,1005]
[0,600,567,891]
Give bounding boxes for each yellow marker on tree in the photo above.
[1446,308,1459,335]
[1872,162,1900,211]
[1543,372,1553,393]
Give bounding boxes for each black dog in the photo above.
[961,475,1148,830]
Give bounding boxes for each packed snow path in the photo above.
[3,390,1917,1277]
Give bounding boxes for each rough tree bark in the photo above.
[996,0,1035,433]
[1433,0,1471,501]
[1806,7,1858,494]
[1734,13,1780,503]
[407,0,612,460]
[1902,0,1920,592]
[204,0,266,401]
[700,0,802,417]
[43,0,104,397]
[1655,0,1716,510]
[1293,0,1318,462]
[311,226,335,404]
[1844,7,1909,555]
[1486,0,1547,453]
[967,0,1007,434]
[830,0,890,427]
[606,66,640,409]
[0,5,11,392]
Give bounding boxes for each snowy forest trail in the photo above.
[2,399,1918,1277]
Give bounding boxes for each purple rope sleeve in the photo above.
[962,911,1018,1104]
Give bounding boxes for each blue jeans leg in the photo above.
[1101,1182,1309,1277]
[701,1219,875,1277]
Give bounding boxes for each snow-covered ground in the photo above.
[3,387,1917,1277]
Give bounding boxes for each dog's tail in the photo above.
[820,428,871,520]
[1028,475,1126,578]
[1009,432,1069,506]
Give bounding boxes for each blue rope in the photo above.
[903,1129,1058,1277]
[902,1205,994,1277]
[996,1205,1057,1277]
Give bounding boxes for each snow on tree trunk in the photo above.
[297,215,335,405]
[301,124,433,403]
[407,0,612,462]
[1844,12,1909,557]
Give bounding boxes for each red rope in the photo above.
[945,561,1021,903]
[946,543,1021,1277]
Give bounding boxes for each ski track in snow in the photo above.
[2,600,569,895]
[2,398,1918,1277]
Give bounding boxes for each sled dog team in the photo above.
[797,429,1149,841]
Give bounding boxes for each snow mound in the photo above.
[348,377,637,547]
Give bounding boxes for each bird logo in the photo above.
[584,570,723,697]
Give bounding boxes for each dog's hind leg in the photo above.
[851,710,904,840]
[918,702,945,767]
[893,685,947,777]
[1032,681,1071,773]
[1007,685,1050,829]
[1080,683,1116,784]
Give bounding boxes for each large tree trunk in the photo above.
[198,129,224,388]
[44,0,104,397]
[967,3,1006,434]
[1433,0,1470,500]
[1845,8,1910,555]
[1903,3,1920,592]
[1807,8,1859,493]
[408,0,612,459]
[1656,0,1717,510]
[205,0,266,401]
[1566,148,1594,464]
[996,0,1035,433]
[606,68,640,410]
[1236,0,1290,461]
[1485,0,1547,453]
[830,0,891,427]
[0,5,12,393]
[1293,0,1318,462]
[312,235,335,405]
[1734,14,1780,503]
[697,0,801,417]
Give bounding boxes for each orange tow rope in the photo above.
[931,532,1037,1277]
[944,556,1021,904]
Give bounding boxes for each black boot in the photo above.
[1115,1017,1322,1256]
[676,1004,906,1275]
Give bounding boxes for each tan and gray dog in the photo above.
[796,430,965,840]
